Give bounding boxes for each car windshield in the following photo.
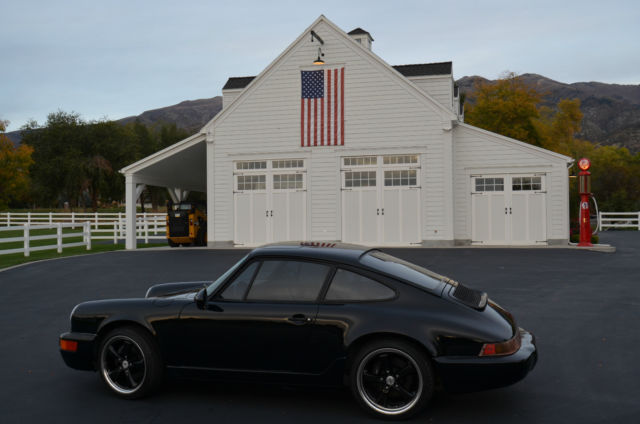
[360,250,456,292]
[206,255,249,294]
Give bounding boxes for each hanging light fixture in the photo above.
[310,30,325,65]
[313,47,325,65]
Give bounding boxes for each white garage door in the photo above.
[471,174,546,245]
[342,155,421,245]
[234,159,306,246]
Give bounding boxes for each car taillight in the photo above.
[60,339,78,352]
[479,333,521,357]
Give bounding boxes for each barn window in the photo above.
[475,177,504,192]
[343,156,377,167]
[512,176,542,191]
[272,159,304,169]
[273,174,303,190]
[384,170,417,186]
[237,175,266,190]
[383,155,418,165]
[345,171,376,187]
[236,161,267,170]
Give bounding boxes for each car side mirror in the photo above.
[196,284,208,309]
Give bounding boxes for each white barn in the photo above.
[121,16,573,249]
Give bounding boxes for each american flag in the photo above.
[300,68,344,147]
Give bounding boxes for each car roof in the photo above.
[248,242,375,266]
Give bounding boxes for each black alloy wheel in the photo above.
[98,326,163,399]
[350,339,433,420]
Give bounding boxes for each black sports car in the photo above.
[60,243,537,419]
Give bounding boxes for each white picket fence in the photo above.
[598,212,640,230]
[0,222,92,257]
[0,212,166,245]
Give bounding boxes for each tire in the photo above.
[167,239,179,247]
[98,326,163,399]
[349,339,434,420]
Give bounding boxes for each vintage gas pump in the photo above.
[577,158,592,246]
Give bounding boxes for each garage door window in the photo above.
[272,159,304,169]
[237,175,266,191]
[512,176,542,191]
[344,156,377,166]
[236,161,267,170]
[247,260,330,302]
[383,155,418,165]
[273,174,303,190]
[475,177,504,192]
[384,170,417,187]
[345,171,376,187]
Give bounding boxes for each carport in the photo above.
[119,132,212,249]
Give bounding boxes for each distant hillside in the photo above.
[7,75,640,153]
[4,96,223,146]
[117,96,222,133]
[457,74,640,152]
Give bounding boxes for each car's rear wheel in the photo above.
[350,339,433,420]
[98,326,163,399]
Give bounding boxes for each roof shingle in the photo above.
[392,62,452,77]
[222,62,452,91]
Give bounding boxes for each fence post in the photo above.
[113,221,118,245]
[57,223,63,253]
[144,212,149,244]
[49,212,53,225]
[638,212,640,231]
[598,211,602,232]
[85,222,92,251]
[71,212,75,229]
[7,212,10,227]
[94,211,98,230]
[27,211,31,225]
[23,225,30,257]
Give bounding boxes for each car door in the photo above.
[177,258,331,374]
[310,267,398,374]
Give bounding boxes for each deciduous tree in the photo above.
[464,72,545,146]
[0,121,34,209]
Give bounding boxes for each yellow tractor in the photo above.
[166,202,207,247]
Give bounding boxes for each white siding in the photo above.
[222,89,242,109]
[453,124,570,243]
[407,76,453,111]
[210,20,451,243]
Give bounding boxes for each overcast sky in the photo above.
[1,0,639,131]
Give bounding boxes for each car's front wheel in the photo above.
[98,326,163,399]
[350,339,434,420]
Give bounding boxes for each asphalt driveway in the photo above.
[1,232,638,423]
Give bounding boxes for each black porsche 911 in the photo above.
[59,242,537,419]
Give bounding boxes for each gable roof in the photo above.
[222,61,453,91]
[204,15,457,132]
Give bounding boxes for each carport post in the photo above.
[125,174,138,250]
[206,134,215,246]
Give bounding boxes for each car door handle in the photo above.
[288,314,311,325]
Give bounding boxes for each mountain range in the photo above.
[5,74,640,153]
[457,74,640,152]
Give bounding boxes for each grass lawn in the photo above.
[0,241,166,270]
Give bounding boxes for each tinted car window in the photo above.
[360,251,450,293]
[325,269,395,302]
[247,260,330,302]
[219,262,259,300]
